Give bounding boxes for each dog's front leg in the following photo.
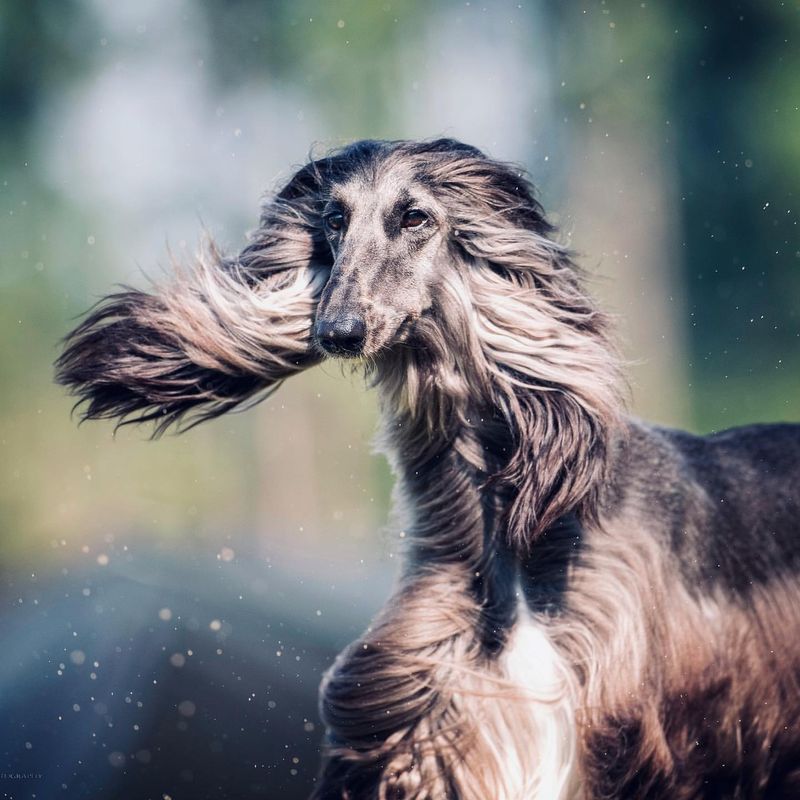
[314,564,495,799]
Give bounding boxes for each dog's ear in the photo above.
[465,264,623,548]
[434,151,625,547]
[55,163,330,435]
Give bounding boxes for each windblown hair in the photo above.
[56,171,330,434]
[58,139,622,540]
[57,139,800,799]
[377,230,622,546]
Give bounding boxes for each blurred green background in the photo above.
[0,1,798,797]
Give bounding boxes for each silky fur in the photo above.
[56,139,800,798]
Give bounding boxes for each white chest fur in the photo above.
[493,604,580,799]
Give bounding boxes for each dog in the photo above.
[56,138,800,799]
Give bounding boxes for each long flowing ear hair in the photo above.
[419,145,626,548]
[55,162,333,435]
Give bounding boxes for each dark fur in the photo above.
[56,139,800,798]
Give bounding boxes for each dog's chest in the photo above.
[488,608,580,799]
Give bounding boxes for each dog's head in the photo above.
[305,139,550,360]
[312,141,445,358]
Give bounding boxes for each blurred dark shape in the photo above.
[0,1,98,148]
[0,539,384,799]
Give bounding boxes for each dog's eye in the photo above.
[325,213,345,232]
[401,209,429,230]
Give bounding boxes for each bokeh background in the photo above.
[1,1,798,798]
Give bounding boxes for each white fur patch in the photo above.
[499,603,580,800]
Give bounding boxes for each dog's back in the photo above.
[623,421,800,590]
[669,423,800,588]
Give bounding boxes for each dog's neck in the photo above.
[374,360,521,650]
[375,360,502,539]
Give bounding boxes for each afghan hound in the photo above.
[55,139,800,799]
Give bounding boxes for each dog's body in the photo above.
[56,139,800,798]
[314,415,800,800]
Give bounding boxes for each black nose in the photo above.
[315,317,367,356]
